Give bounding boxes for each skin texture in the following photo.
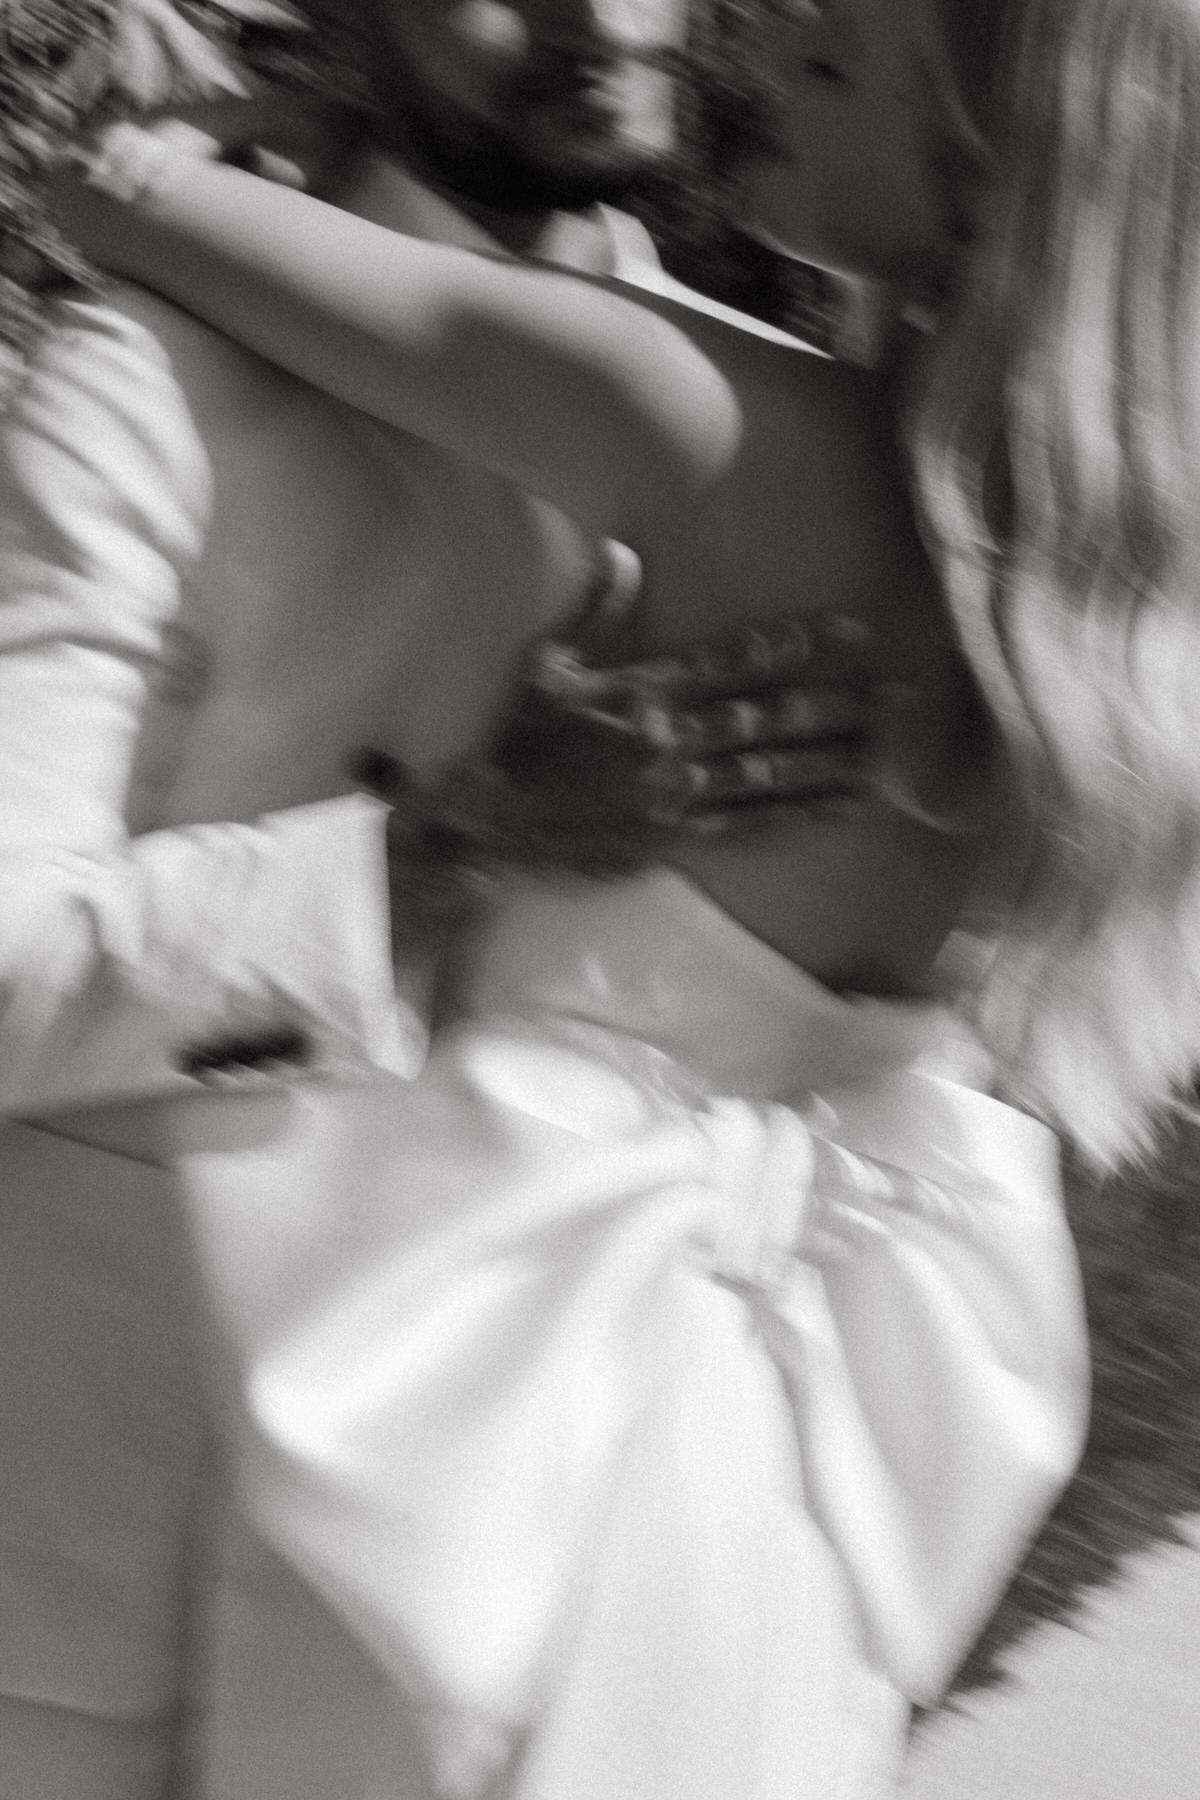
[314,1,885,825]
[316,0,898,835]
[63,0,999,992]
[71,135,991,991]
[347,0,991,877]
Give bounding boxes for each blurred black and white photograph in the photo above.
[1,3,1198,1796]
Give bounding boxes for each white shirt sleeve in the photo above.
[0,299,425,1114]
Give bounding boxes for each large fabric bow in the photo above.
[173,1035,1087,1798]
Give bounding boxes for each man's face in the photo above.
[362,0,689,209]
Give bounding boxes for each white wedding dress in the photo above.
[174,867,1088,1800]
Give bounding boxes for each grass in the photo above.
[946,1115,1200,1697]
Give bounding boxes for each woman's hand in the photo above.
[53,97,353,255]
[165,93,357,193]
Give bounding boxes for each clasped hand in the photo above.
[371,596,883,957]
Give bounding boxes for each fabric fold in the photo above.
[171,870,1088,1799]
[176,1063,1084,1796]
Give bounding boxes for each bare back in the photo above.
[606,301,993,996]
[86,160,995,997]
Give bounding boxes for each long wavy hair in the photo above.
[912,0,1200,1163]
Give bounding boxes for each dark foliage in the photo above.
[0,1,115,395]
[941,1116,1200,1702]
[622,0,842,343]
[0,0,842,403]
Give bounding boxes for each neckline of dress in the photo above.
[466,868,959,1100]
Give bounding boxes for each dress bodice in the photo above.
[458,866,989,1104]
[174,866,1084,1800]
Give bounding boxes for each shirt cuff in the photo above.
[219,791,430,1085]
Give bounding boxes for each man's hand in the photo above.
[508,605,875,843]
[489,533,876,858]
[365,597,880,959]
[511,551,993,845]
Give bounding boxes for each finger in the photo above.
[238,146,312,189]
[637,686,870,755]
[619,619,821,707]
[677,789,863,839]
[527,610,877,732]
[643,744,866,811]
[567,540,644,658]
[521,644,645,733]
[146,119,225,159]
[612,611,877,709]
[530,617,807,710]
[520,545,643,701]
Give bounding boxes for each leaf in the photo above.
[199,0,308,24]
[109,0,307,109]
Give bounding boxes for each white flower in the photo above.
[111,0,307,109]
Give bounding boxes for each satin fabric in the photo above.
[172,869,1089,1800]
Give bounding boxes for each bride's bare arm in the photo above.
[62,144,741,546]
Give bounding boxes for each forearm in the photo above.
[0,299,426,1111]
[61,141,735,539]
